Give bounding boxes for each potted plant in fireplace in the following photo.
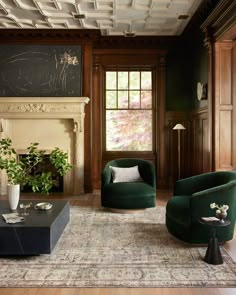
[0,138,72,210]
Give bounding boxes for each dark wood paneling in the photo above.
[202,117,209,173]
[92,61,102,189]
[165,107,210,187]
[157,56,167,188]
[82,43,93,192]
[164,112,191,187]
[191,107,210,175]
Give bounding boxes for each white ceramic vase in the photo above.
[7,184,20,210]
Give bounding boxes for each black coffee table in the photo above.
[199,218,230,265]
[0,200,70,255]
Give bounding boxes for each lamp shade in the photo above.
[173,123,186,130]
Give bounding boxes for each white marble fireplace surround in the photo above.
[0,97,90,196]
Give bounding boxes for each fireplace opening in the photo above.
[19,154,64,193]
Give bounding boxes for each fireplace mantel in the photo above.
[0,97,90,195]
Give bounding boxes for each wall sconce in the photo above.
[173,123,186,179]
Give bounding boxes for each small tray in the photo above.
[34,202,52,211]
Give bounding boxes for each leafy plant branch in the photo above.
[0,138,73,195]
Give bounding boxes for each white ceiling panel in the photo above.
[0,0,203,36]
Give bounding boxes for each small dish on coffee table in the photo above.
[35,202,52,210]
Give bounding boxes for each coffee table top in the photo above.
[0,200,69,228]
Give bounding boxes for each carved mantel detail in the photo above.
[0,97,89,113]
[0,97,90,195]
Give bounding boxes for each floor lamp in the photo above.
[173,123,186,179]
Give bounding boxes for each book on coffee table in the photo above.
[201,216,220,222]
[2,213,24,224]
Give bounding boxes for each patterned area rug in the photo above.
[1,206,236,287]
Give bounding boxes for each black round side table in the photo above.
[198,218,231,265]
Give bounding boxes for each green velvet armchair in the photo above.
[166,171,236,244]
[101,158,156,210]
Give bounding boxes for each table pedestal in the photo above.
[204,227,223,264]
[199,218,230,265]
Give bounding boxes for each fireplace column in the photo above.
[73,111,86,195]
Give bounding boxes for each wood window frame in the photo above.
[103,67,155,154]
[92,49,167,188]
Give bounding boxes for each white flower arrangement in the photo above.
[210,203,229,214]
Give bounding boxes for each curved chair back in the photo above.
[102,158,156,188]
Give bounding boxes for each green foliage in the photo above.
[0,138,72,195]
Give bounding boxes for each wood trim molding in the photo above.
[0,29,178,49]
[214,42,234,171]
[191,106,208,115]
[201,0,236,41]
[0,29,98,44]
[83,43,93,193]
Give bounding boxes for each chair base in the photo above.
[109,208,146,214]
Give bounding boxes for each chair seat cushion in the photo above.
[102,182,156,209]
[166,195,191,227]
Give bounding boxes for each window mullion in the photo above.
[105,69,153,152]
[128,71,130,109]
[116,72,118,109]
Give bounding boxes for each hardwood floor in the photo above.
[0,190,235,295]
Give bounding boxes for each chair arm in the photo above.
[190,180,236,221]
[101,165,112,187]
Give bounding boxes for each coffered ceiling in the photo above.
[0,0,203,36]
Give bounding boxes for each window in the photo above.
[105,70,153,151]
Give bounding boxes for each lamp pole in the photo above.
[173,123,186,180]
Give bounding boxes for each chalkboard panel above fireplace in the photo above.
[0,45,82,97]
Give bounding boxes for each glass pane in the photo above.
[141,90,152,109]
[106,91,116,108]
[130,72,140,89]
[130,91,140,109]
[118,91,128,108]
[118,72,128,89]
[141,72,152,90]
[106,110,152,151]
[106,72,116,89]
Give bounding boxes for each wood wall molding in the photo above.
[0,29,178,49]
[83,43,93,192]
[201,0,236,41]
[0,29,98,44]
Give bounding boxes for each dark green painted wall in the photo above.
[166,29,209,111]
[190,30,208,110]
